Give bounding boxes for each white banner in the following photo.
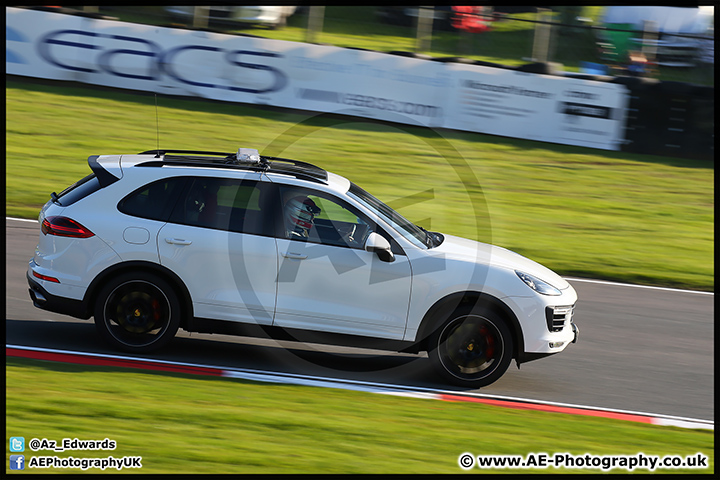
[6,7,627,150]
[443,64,629,150]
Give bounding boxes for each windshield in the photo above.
[348,183,431,249]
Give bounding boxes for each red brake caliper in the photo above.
[480,325,494,359]
[151,299,161,322]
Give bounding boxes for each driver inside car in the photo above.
[283,194,321,239]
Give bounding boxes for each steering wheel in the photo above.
[185,190,205,220]
[337,224,357,245]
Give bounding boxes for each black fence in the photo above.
[613,77,714,161]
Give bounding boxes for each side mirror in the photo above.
[365,232,394,262]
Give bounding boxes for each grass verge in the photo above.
[5,78,713,291]
[6,357,714,474]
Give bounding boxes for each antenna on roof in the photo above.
[154,93,160,158]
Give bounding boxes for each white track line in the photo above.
[564,277,713,296]
[7,344,714,430]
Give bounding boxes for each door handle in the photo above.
[165,238,192,245]
[282,252,308,260]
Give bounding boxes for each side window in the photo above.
[117,177,186,221]
[279,187,374,249]
[169,177,274,236]
[55,173,102,206]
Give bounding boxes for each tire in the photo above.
[428,306,513,388]
[94,272,181,353]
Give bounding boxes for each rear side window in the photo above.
[168,177,275,236]
[118,177,187,221]
[55,173,102,206]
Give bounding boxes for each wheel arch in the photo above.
[412,291,524,359]
[83,261,193,328]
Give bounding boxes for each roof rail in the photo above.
[139,149,234,157]
[262,155,326,173]
[136,149,328,183]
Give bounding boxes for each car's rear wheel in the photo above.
[94,272,180,353]
[428,307,513,388]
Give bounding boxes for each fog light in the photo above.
[549,341,565,348]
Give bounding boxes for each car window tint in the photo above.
[279,186,374,249]
[55,173,102,206]
[118,177,186,221]
[169,177,274,236]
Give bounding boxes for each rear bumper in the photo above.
[27,272,90,319]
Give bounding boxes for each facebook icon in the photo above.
[10,455,25,470]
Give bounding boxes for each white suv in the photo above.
[27,148,578,387]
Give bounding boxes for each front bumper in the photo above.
[572,322,579,343]
[516,320,578,365]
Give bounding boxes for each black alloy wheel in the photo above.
[94,272,181,353]
[429,308,513,388]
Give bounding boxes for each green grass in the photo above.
[5,78,713,291]
[6,357,714,474]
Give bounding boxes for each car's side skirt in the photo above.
[185,317,419,353]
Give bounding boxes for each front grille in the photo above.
[546,305,574,332]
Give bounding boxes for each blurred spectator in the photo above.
[451,6,493,34]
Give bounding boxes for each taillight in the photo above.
[41,216,95,238]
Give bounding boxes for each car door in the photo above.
[158,175,278,325]
[273,185,412,340]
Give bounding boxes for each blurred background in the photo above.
[30,5,714,87]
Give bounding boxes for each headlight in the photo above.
[515,271,562,296]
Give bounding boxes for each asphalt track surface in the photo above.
[6,218,714,422]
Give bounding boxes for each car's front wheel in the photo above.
[428,307,513,388]
[94,272,181,353]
